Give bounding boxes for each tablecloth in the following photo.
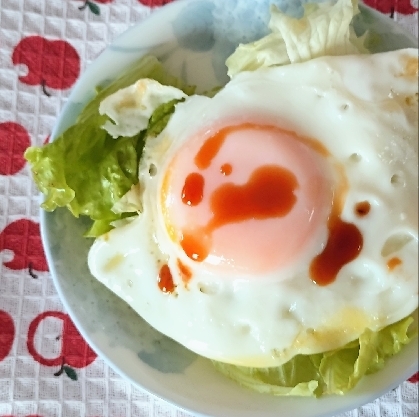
[0,0,418,416]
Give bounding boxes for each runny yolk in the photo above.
[161,122,359,279]
[180,165,298,262]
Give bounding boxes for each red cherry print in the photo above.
[363,0,417,15]
[408,372,419,383]
[0,122,31,175]
[0,310,15,361]
[27,311,97,379]
[12,36,80,91]
[0,219,48,272]
[137,0,176,6]
[76,0,112,15]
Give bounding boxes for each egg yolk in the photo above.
[160,123,334,275]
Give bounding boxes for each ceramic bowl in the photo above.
[41,1,418,416]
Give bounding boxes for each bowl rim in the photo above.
[40,1,419,416]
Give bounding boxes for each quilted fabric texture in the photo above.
[0,0,418,416]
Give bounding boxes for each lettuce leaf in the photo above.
[25,56,194,237]
[226,0,368,77]
[25,122,140,221]
[213,353,324,396]
[212,315,417,397]
[145,97,186,138]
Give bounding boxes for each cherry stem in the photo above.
[28,262,38,279]
[41,80,51,97]
[78,0,90,10]
[53,357,65,377]
[390,7,395,19]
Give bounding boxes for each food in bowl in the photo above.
[25,0,418,397]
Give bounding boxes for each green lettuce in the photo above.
[25,55,194,237]
[212,315,417,397]
[145,98,186,138]
[25,123,140,237]
[226,0,368,77]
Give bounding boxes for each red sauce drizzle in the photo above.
[309,218,363,286]
[387,257,402,271]
[355,201,371,217]
[158,264,175,293]
[177,259,193,284]
[181,165,298,262]
[181,172,204,206]
[209,165,298,229]
[194,129,228,169]
[220,163,232,176]
[194,124,329,171]
[181,232,209,262]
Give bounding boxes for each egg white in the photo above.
[88,49,418,367]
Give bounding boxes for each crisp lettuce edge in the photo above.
[24,55,195,237]
[225,0,369,78]
[212,314,418,397]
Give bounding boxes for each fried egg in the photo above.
[88,48,418,367]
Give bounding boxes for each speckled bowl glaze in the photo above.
[41,1,418,416]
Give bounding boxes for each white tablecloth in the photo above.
[0,0,418,416]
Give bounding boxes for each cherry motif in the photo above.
[0,310,15,362]
[76,0,113,15]
[0,122,31,176]
[363,0,417,15]
[138,0,176,6]
[408,372,419,383]
[0,219,48,273]
[27,311,97,380]
[12,36,80,92]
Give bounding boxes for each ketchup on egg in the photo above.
[162,122,363,284]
